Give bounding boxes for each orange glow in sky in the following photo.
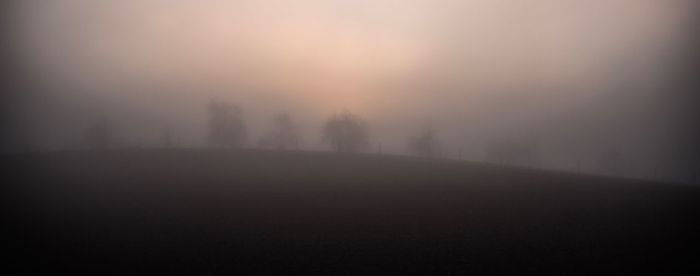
[19,0,692,116]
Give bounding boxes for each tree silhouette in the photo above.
[322,111,369,153]
[258,113,301,150]
[207,100,247,148]
[409,123,440,158]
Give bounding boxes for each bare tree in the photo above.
[83,116,112,150]
[322,111,369,153]
[207,100,247,148]
[258,113,301,150]
[409,124,441,158]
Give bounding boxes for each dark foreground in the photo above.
[3,150,700,274]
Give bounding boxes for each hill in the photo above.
[4,149,700,274]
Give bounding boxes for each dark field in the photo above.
[4,150,700,274]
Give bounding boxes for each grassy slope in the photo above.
[5,149,700,274]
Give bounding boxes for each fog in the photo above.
[4,0,698,181]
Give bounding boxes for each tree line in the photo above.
[81,99,632,176]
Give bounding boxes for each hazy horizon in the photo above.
[4,0,699,182]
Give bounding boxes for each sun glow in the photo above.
[20,0,691,116]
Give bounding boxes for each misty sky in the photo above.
[10,0,697,179]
